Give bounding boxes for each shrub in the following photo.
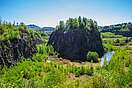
[46,45,55,56]
[32,54,48,62]
[86,51,99,62]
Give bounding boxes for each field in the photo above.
[0,28,132,88]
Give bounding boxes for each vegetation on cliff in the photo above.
[0,21,44,67]
[48,17,104,61]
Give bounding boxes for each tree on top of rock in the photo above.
[56,16,98,32]
[48,17,104,61]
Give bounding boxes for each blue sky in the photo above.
[0,0,132,27]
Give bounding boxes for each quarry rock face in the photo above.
[0,31,42,67]
[48,28,104,61]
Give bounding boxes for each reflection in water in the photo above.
[101,51,115,65]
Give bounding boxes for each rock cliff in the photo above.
[48,17,104,61]
[0,22,43,67]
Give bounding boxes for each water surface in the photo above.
[101,51,115,65]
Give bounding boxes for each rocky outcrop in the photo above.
[0,31,43,67]
[48,28,104,61]
[48,17,104,61]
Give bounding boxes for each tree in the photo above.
[78,16,82,26]
[0,17,2,25]
[58,21,65,30]
[18,22,27,30]
[78,16,85,29]
[86,51,99,62]
[56,16,98,32]
[68,18,74,29]
[73,18,79,28]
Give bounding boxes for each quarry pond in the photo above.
[101,51,115,65]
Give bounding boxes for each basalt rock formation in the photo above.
[0,22,43,67]
[48,17,104,61]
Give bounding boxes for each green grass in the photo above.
[0,22,132,88]
[0,47,131,88]
[101,32,124,38]
[0,58,94,88]
[101,32,127,46]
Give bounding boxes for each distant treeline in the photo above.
[100,22,132,37]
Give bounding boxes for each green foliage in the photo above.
[101,32,123,38]
[57,21,65,31]
[98,49,132,88]
[33,44,56,62]
[32,44,48,62]
[0,21,20,40]
[37,44,47,54]
[0,20,47,67]
[101,32,127,46]
[100,22,132,37]
[0,20,132,88]
[0,21,39,41]
[0,58,94,88]
[91,75,116,88]
[34,44,55,61]
[32,53,48,62]
[86,51,99,62]
[56,16,98,31]
[103,44,118,51]
[46,45,56,56]
[18,22,27,30]
[42,70,65,88]
[0,47,131,88]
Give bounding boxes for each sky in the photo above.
[0,0,132,27]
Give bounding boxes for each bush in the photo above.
[46,45,55,56]
[86,51,99,62]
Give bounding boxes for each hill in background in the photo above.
[27,24,55,33]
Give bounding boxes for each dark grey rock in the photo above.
[48,28,104,61]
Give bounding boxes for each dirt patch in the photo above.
[68,73,76,80]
